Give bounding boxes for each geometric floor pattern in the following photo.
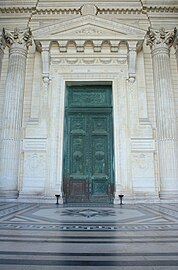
[0,203,178,269]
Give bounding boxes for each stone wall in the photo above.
[0,0,178,203]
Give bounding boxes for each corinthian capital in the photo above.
[0,29,6,51]
[4,27,32,49]
[146,27,176,49]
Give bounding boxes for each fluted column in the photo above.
[146,27,178,199]
[0,29,6,81]
[0,28,32,197]
[174,38,178,70]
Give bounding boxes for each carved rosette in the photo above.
[146,27,176,56]
[4,28,32,56]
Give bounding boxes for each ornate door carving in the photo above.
[63,85,114,203]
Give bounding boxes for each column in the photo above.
[146,27,178,199]
[174,36,178,70]
[0,29,6,80]
[0,28,32,198]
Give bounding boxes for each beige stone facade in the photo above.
[0,0,178,203]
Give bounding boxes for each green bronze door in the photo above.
[63,85,114,203]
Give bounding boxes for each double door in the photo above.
[63,86,114,203]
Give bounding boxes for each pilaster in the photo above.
[0,29,6,81]
[0,28,32,198]
[19,41,51,198]
[174,31,178,71]
[146,27,178,199]
[176,45,178,69]
[40,41,50,132]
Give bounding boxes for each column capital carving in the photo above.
[174,32,178,58]
[4,27,32,50]
[0,29,6,51]
[146,27,176,50]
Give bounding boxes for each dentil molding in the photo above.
[0,6,178,15]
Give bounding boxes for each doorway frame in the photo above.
[48,68,130,203]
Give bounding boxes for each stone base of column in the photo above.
[0,190,19,199]
[159,190,178,201]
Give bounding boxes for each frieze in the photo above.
[51,57,127,65]
[82,58,96,64]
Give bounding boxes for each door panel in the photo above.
[63,86,114,203]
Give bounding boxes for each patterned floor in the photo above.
[0,202,178,269]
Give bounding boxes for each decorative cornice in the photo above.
[143,6,178,13]
[97,8,143,15]
[0,7,34,14]
[0,6,178,15]
[0,7,80,15]
[98,6,178,15]
[37,8,80,15]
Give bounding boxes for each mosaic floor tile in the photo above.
[0,203,178,269]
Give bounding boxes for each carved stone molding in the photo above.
[0,29,6,51]
[131,139,155,152]
[76,27,102,36]
[1,6,177,15]
[0,29,6,80]
[80,4,97,16]
[4,28,32,49]
[51,57,127,66]
[143,6,178,13]
[51,39,141,55]
[174,32,178,66]
[127,41,142,81]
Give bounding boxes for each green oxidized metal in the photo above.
[63,85,114,203]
